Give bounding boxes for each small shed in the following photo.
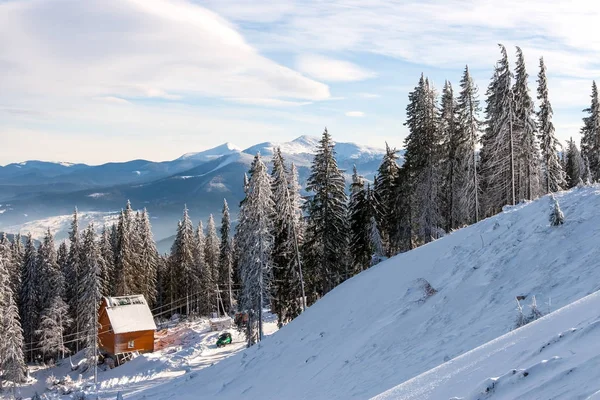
[98,295,157,357]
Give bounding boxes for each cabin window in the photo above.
[128,340,135,348]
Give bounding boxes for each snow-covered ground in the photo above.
[375,289,600,399]
[116,186,600,399]
[13,186,600,399]
[16,316,278,399]
[2,211,121,244]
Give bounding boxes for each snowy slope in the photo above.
[2,211,120,243]
[374,289,600,400]
[120,186,600,399]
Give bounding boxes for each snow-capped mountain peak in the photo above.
[177,142,242,162]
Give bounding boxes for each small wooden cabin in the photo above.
[98,295,157,358]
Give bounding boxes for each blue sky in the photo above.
[0,0,598,165]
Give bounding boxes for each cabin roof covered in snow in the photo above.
[103,295,157,334]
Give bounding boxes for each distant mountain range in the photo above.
[0,136,401,253]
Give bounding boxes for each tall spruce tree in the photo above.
[481,44,516,214]
[303,129,349,301]
[137,210,158,306]
[349,167,371,273]
[79,224,102,371]
[9,234,24,298]
[374,144,400,255]
[57,241,69,295]
[98,226,114,296]
[580,81,600,181]
[513,46,540,201]
[0,252,26,389]
[37,229,62,315]
[404,75,443,243]
[193,221,211,316]
[270,149,305,327]
[565,138,584,188]
[218,200,234,314]
[440,80,460,230]
[391,165,413,252]
[36,295,71,362]
[20,233,39,361]
[169,206,196,315]
[114,201,137,296]
[205,215,220,313]
[65,208,81,347]
[456,65,482,225]
[536,57,566,193]
[237,153,274,346]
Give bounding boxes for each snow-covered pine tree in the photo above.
[404,75,443,244]
[0,233,16,295]
[456,65,482,225]
[65,208,81,348]
[79,224,103,371]
[349,167,371,274]
[37,229,63,316]
[528,295,543,322]
[114,201,138,296]
[439,80,461,231]
[374,144,400,255]
[549,194,565,226]
[369,214,385,266]
[580,81,600,181]
[57,241,69,292]
[218,200,234,314]
[9,234,24,297]
[481,45,517,214]
[271,149,305,327]
[303,129,349,301]
[20,233,39,361]
[0,232,11,265]
[514,298,527,329]
[565,138,584,188]
[137,209,158,306]
[169,206,196,315]
[193,221,210,316]
[536,57,566,193]
[99,226,114,296]
[287,162,306,312]
[0,252,26,388]
[392,165,414,252]
[513,46,541,201]
[205,214,220,312]
[155,254,169,312]
[238,153,274,346]
[36,294,71,362]
[583,156,593,185]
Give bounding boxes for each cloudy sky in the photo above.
[1,0,599,165]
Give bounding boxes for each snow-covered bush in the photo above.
[528,295,543,322]
[549,194,564,226]
[514,298,528,329]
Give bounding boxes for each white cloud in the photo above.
[345,111,365,117]
[95,96,131,105]
[296,54,376,82]
[228,98,312,107]
[209,1,600,78]
[0,0,330,105]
